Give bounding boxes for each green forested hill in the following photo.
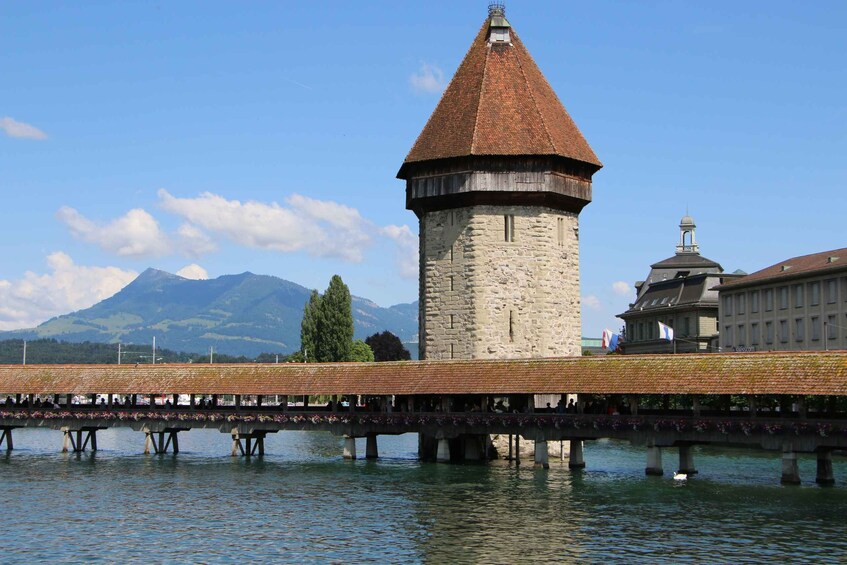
[0,269,417,358]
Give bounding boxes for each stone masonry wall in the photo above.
[419,205,581,360]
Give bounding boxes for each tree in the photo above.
[348,340,374,362]
[319,275,353,362]
[365,331,411,362]
[299,275,354,362]
[300,290,321,362]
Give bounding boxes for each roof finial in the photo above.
[488,3,506,17]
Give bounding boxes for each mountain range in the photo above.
[0,268,418,357]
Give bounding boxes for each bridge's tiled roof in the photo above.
[1,352,846,396]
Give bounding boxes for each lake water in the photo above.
[2,428,846,563]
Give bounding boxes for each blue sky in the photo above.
[2,1,845,337]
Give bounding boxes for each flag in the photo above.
[601,328,614,349]
[658,321,674,341]
[609,333,620,351]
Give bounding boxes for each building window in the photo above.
[751,322,759,346]
[779,320,788,343]
[810,282,820,306]
[557,218,565,247]
[736,294,746,315]
[826,279,837,304]
[450,344,455,359]
[450,246,454,262]
[750,291,759,314]
[724,325,733,347]
[638,322,644,340]
[843,278,847,303]
[764,289,774,312]
[737,324,746,347]
[795,318,804,342]
[779,287,789,310]
[793,284,804,308]
[811,316,821,341]
[765,321,774,344]
[683,317,691,337]
[449,276,454,292]
[509,310,515,342]
[723,295,733,316]
[450,314,455,329]
[827,315,837,340]
[504,215,515,242]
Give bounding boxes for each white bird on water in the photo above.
[673,472,688,481]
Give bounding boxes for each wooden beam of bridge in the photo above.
[0,351,846,396]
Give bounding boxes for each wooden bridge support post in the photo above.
[569,440,585,469]
[534,439,549,469]
[436,438,450,463]
[514,435,521,466]
[781,444,801,485]
[343,436,357,460]
[678,445,698,475]
[365,434,378,460]
[507,434,513,461]
[816,450,835,486]
[0,428,13,451]
[229,431,266,457]
[145,430,182,455]
[645,441,663,476]
[62,428,97,453]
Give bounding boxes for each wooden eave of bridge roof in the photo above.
[0,352,846,397]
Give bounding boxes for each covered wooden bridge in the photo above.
[1,351,846,485]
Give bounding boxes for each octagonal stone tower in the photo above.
[397,5,602,360]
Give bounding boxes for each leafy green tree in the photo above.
[299,275,354,362]
[317,275,353,362]
[300,290,322,362]
[349,340,374,362]
[365,331,411,362]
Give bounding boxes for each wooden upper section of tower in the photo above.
[398,6,602,179]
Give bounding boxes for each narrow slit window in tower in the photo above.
[557,217,564,247]
[449,275,454,292]
[505,215,515,242]
[509,310,515,342]
[450,343,455,359]
[450,314,455,329]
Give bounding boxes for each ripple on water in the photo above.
[2,429,847,563]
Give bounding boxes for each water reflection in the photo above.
[1,429,846,563]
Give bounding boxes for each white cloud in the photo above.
[410,63,446,94]
[381,224,419,279]
[176,223,217,257]
[0,117,48,140]
[176,264,208,280]
[583,294,602,310]
[612,281,631,296]
[0,253,137,330]
[57,206,172,257]
[157,189,373,262]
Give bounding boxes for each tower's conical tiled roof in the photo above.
[401,13,602,170]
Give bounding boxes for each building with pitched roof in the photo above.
[397,4,601,360]
[618,216,741,354]
[715,248,847,351]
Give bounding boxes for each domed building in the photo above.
[618,216,742,354]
